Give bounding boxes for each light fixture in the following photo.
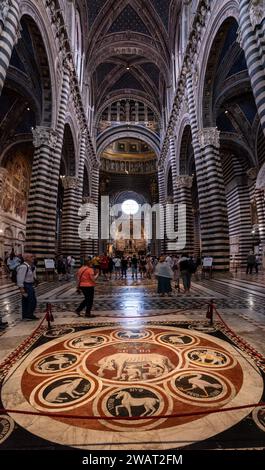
[27,107,30,111]
[122,199,139,215]
[225,110,228,115]
[126,64,130,70]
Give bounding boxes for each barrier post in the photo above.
[206,299,214,325]
[45,303,54,330]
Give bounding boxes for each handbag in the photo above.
[77,267,89,293]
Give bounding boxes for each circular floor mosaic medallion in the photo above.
[1,325,263,450]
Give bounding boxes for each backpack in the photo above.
[12,263,29,284]
[188,259,197,274]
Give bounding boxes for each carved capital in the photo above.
[236,27,243,48]
[32,127,58,149]
[250,0,265,28]
[176,175,193,189]
[247,167,259,181]
[256,163,265,190]
[83,196,95,204]
[0,0,10,26]
[198,128,220,149]
[62,176,81,190]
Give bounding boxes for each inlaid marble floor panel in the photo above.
[0,319,264,451]
[0,274,264,451]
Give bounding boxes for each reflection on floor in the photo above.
[0,271,265,450]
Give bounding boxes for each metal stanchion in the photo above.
[45,303,54,330]
[206,299,214,325]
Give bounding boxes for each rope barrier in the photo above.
[0,402,264,421]
[205,300,265,364]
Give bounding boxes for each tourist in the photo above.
[155,255,173,296]
[179,253,194,294]
[17,253,38,320]
[75,258,99,317]
[246,251,256,274]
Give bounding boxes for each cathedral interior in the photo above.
[0,0,265,460]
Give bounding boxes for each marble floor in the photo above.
[0,271,264,453]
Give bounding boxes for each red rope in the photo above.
[0,402,264,421]
[210,301,265,362]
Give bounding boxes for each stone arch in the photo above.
[97,126,160,159]
[196,1,239,129]
[201,16,240,128]
[19,1,58,127]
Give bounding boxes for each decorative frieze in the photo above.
[32,127,59,149]
[176,175,193,189]
[0,0,10,27]
[256,163,265,190]
[249,0,265,28]
[198,128,220,149]
[83,196,95,205]
[62,176,82,190]
[247,167,259,181]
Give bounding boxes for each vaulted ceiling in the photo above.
[83,0,180,119]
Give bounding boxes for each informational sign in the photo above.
[203,257,213,268]
[44,259,55,270]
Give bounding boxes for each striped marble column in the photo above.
[26,127,59,257]
[61,176,82,262]
[198,128,230,271]
[169,138,179,245]
[0,0,20,96]
[238,0,265,136]
[176,175,194,254]
[248,1,265,64]
[26,63,71,260]
[186,72,229,271]
[80,196,95,261]
[255,189,265,245]
[90,166,100,254]
[158,165,166,254]
[77,131,92,262]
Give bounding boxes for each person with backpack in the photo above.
[16,253,39,320]
[7,251,21,283]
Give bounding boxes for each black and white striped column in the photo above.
[175,175,194,254]
[90,166,100,255]
[255,189,265,245]
[158,165,166,254]
[26,64,71,261]
[77,132,94,261]
[80,196,95,261]
[198,128,230,271]
[26,127,59,257]
[186,72,230,271]
[238,0,265,136]
[0,0,20,97]
[169,138,179,249]
[61,176,82,262]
